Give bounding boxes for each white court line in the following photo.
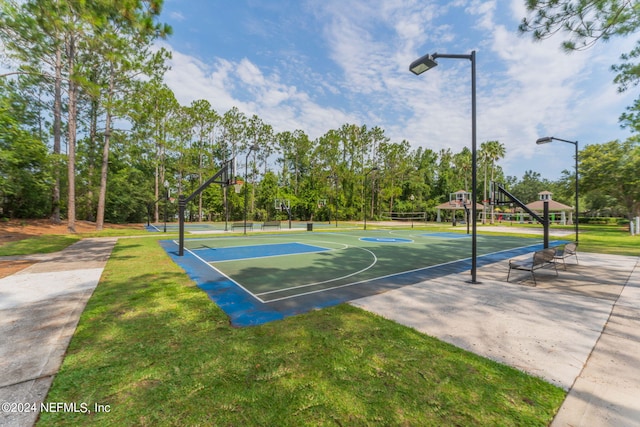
[173,236,552,305]
[170,239,267,303]
[260,242,547,303]
[256,245,378,296]
[193,241,347,263]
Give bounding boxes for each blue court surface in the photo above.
[160,230,566,327]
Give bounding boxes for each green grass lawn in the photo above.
[36,236,566,426]
[472,223,639,256]
[0,235,82,256]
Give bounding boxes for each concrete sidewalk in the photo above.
[352,251,640,426]
[0,238,117,427]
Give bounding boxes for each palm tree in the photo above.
[479,142,492,224]
[484,140,506,223]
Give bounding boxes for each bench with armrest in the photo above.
[261,220,281,230]
[554,242,578,270]
[507,247,558,286]
[231,222,253,231]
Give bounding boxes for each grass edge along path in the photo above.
[0,235,81,256]
[38,237,564,426]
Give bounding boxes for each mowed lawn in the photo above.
[36,235,566,426]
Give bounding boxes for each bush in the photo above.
[579,216,625,225]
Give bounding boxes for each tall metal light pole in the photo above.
[410,51,478,283]
[329,173,339,228]
[244,144,259,235]
[163,180,169,233]
[363,167,378,230]
[536,136,579,242]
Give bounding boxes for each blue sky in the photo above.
[159,0,636,180]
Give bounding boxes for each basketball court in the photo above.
[160,230,566,326]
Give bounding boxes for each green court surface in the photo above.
[161,230,563,326]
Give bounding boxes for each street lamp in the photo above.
[536,136,579,242]
[363,167,379,230]
[410,51,478,283]
[244,143,259,235]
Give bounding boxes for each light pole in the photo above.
[536,136,579,242]
[363,167,379,230]
[163,180,169,233]
[244,143,259,235]
[410,51,478,283]
[329,173,339,228]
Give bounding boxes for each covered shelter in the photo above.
[436,190,484,225]
[525,191,574,225]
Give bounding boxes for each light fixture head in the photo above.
[410,53,438,75]
[536,136,553,145]
[250,143,260,151]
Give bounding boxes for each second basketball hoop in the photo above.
[233,180,244,194]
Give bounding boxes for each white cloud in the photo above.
[162,43,357,139]
[169,11,185,22]
[161,0,635,180]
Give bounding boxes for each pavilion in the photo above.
[435,190,484,224]
[525,191,574,225]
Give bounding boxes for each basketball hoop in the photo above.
[233,180,244,194]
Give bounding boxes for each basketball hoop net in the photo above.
[233,180,244,194]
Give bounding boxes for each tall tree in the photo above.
[184,99,218,221]
[246,115,272,211]
[481,140,505,223]
[510,170,550,204]
[0,78,51,218]
[0,0,96,231]
[579,138,640,218]
[378,140,411,214]
[90,0,171,230]
[128,80,179,222]
[1,0,69,224]
[520,0,640,129]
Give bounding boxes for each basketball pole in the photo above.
[244,144,259,236]
[178,158,235,256]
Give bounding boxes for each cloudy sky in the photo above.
[159,0,635,180]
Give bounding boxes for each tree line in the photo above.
[1,0,638,231]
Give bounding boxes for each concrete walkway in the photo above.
[352,251,640,426]
[1,237,639,426]
[0,238,117,427]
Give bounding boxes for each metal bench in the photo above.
[554,242,578,270]
[231,222,253,231]
[261,220,281,230]
[507,247,558,286]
